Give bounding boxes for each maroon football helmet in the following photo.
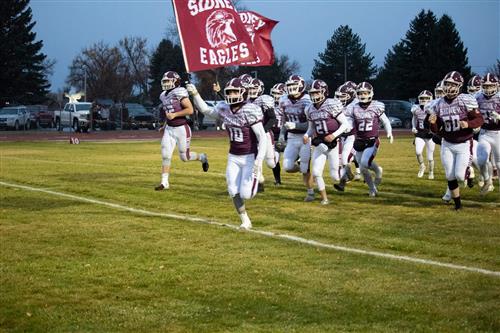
[270,83,286,102]
[443,71,464,99]
[482,73,499,97]
[161,71,181,91]
[238,74,253,88]
[344,81,357,90]
[435,80,445,98]
[356,82,374,103]
[248,78,264,98]
[467,75,482,94]
[335,83,356,106]
[418,90,433,106]
[309,79,329,104]
[286,74,306,97]
[224,78,247,105]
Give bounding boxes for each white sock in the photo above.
[161,173,169,186]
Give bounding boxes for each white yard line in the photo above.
[1,180,499,278]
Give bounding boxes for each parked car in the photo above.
[0,106,30,130]
[117,103,157,130]
[388,116,403,128]
[54,102,91,132]
[380,100,413,129]
[25,105,54,128]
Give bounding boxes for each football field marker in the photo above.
[1,180,499,278]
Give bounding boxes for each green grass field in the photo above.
[1,136,499,332]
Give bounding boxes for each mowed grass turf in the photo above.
[1,135,499,332]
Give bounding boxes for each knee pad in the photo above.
[448,179,459,191]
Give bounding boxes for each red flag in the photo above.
[239,11,279,67]
[172,0,258,72]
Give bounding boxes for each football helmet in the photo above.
[443,71,464,99]
[434,80,445,98]
[248,78,264,99]
[482,73,499,97]
[344,81,357,90]
[286,74,306,97]
[239,74,254,88]
[309,79,329,104]
[224,78,247,105]
[161,71,181,91]
[467,75,482,94]
[335,83,356,106]
[356,82,374,103]
[418,90,433,106]
[270,83,286,102]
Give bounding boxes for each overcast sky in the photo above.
[30,0,499,91]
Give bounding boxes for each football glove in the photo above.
[186,83,199,96]
[284,122,296,130]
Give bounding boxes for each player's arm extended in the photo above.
[251,122,267,162]
[380,113,394,143]
[332,113,351,139]
[186,84,219,119]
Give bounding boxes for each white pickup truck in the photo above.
[54,102,91,132]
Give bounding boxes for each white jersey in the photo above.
[475,92,500,131]
[279,94,312,134]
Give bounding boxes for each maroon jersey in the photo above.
[429,93,480,143]
[475,92,500,131]
[160,87,189,127]
[215,102,263,155]
[411,104,433,138]
[279,94,312,134]
[306,98,343,138]
[345,100,385,140]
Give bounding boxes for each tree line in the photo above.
[1,0,499,108]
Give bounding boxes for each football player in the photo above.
[248,78,277,192]
[303,80,351,204]
[345,82,394,196]
[279,74,315,201]
[155,71,209,191]
[186,78,267,229]
[270,83,287,185]
[428,71,484,210]
[475,73,500,195]
[411,90,435,179]
[467,75,482,94]
[334,82,361,192]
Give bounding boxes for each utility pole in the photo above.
[344,53,347,82]
[84,70,87,102]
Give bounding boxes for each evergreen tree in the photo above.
[311,25,376,93]
[376,10,471,100]
[149,38,186,103]
[0,0,50,106]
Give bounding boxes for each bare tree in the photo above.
[66,41,133,101]
[119,36,150,100]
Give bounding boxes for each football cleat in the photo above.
[480,181,494,195]
[304,193,315,202]
[155,183,169,191]
[200,153,209,172]
[354,172,361,181]
[428,172,434,180]
[320,199,330,205]
[334,183,345,192]
[258,183,265,193]
[467,177,475,188]
[418,164,426,178]
[369,187,378,197]
[442,191,451,203]
[374,166,383,186]
[239,214,252,230]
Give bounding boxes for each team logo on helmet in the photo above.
[418,90,433,107]
[467,75,482,94]
[356,82,374,103]
[443,71,464,99]
[270,83,286,102]
[335,83,356,106]
[224,78,247,105]
[482,73,499,97]
[238,74,254,88]
[309,79,329,104]
[286,74,305,97]
[161,71,181,91]
[206,10,237,48]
